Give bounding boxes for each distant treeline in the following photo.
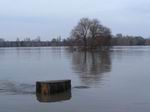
[111,34,150,46]
[0,37,73,47]
[1,18,150,48]
[0,34,150,47]
[66,34,150,46]
[0,38,50,47]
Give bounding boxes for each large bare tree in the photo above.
[71,18,91,47]
[71,18,112,49]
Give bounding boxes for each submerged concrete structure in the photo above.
[36,90,71,102]
[36,80,71,94]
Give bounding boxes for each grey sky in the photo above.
[0,0,150,40]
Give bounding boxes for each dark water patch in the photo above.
[73,86,90,89]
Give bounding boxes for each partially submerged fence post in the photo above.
[36,79,71,94]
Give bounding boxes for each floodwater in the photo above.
[0,46,150,112]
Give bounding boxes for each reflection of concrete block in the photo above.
[36,90,72,103]
[36,80,71,94]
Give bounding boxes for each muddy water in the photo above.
[0,46,150,112]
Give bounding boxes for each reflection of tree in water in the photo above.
[69,50,112,86]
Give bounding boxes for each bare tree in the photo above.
[89,19,111,48]
[71,18,112,49]
[71,18,91,47]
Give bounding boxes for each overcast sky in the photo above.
[0,0,150,40]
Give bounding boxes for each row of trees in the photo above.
[0,35,150,47]
[111,34,146,46]
[65,35,150,46]
[0,36,75,47]
[0,17,150,47]
[0,36,150,47]
[0,37,51,47]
